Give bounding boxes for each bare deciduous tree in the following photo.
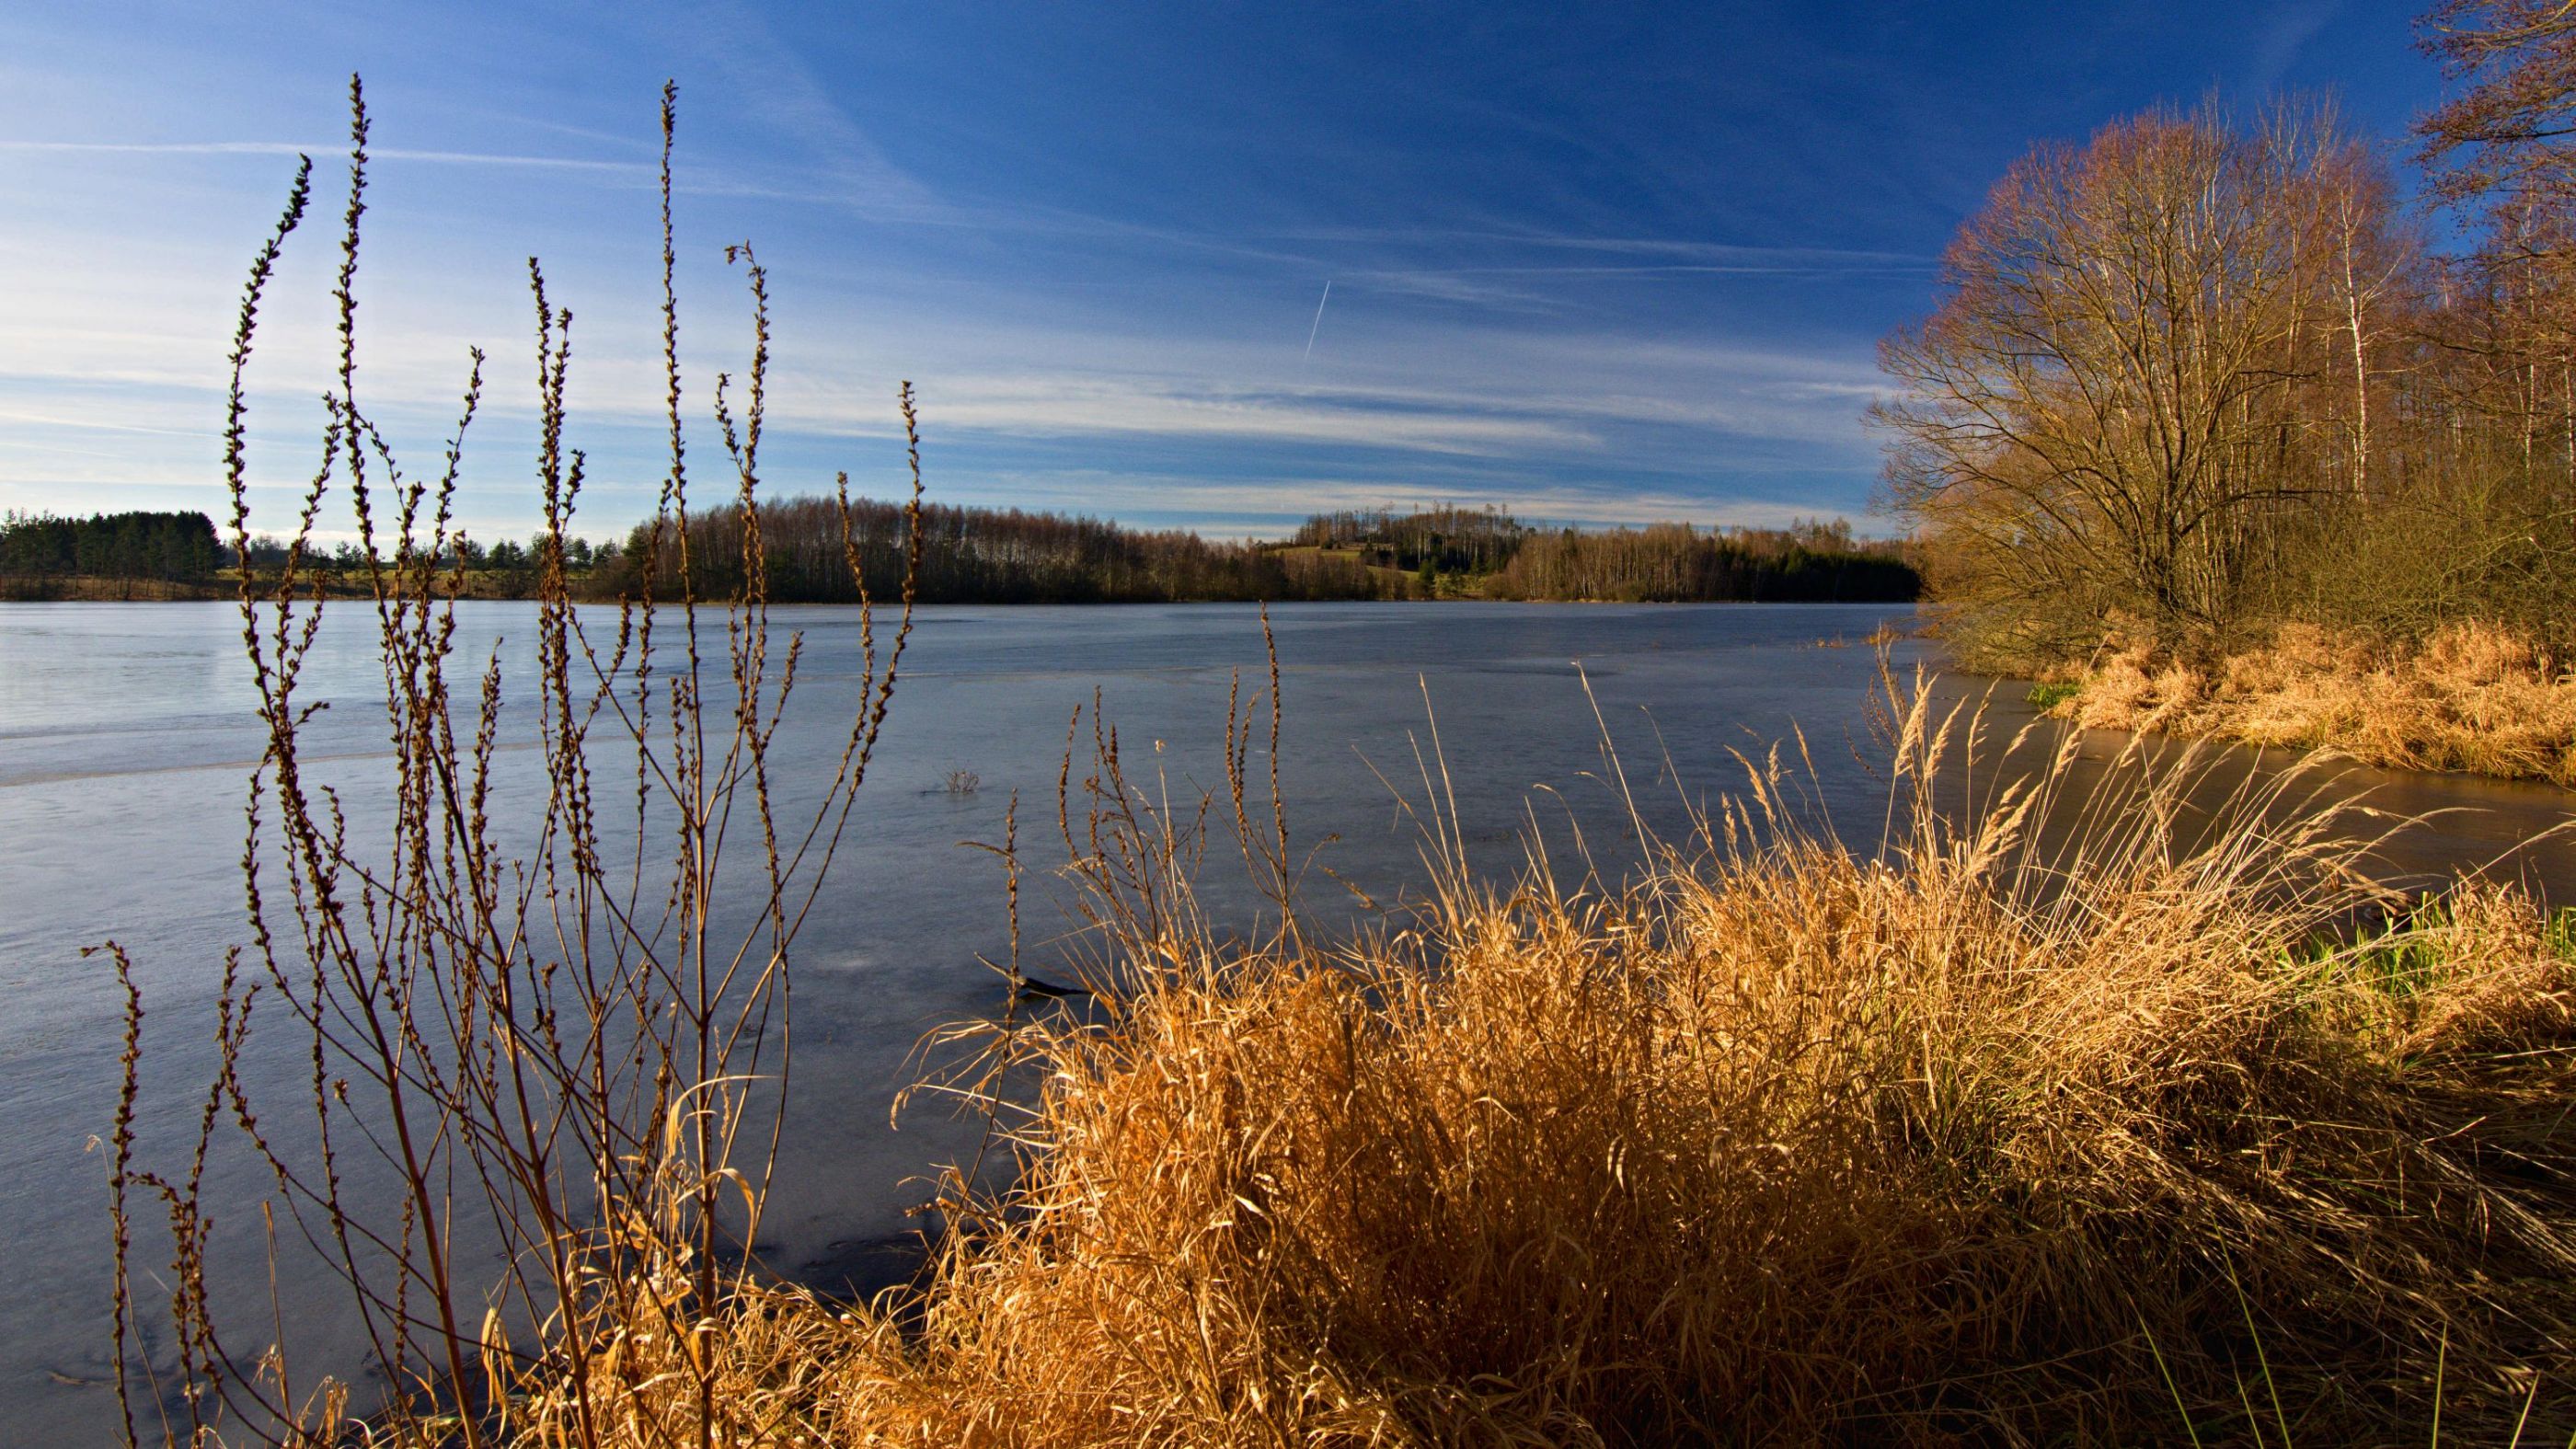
[1873,103,2411,661]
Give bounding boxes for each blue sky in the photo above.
[0,2,2444,545]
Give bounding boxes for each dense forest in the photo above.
[1298,505,1926,600]
[597,496,1386,603]
[0,509,224,581]
[1286,505,1915,600]
[598,498,1917,604]
[1489,521,1920,602]
[1875,3,2576,668]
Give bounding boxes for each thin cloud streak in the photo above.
[1270,225,1939,269]
[936,470,1849,537]
[777,381,1596,454]
[0,139,650,174]
[0,406,217,441]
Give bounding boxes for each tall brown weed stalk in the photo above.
[106,78,926,1446]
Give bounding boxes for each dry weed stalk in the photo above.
[108,78,926,1447]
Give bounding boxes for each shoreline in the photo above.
[0,575,1922,606]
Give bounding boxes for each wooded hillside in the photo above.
[596,496,1385,603]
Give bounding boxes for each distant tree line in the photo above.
[4,501,1913,608]
[0,510,224,581]
[1294,505,1917,602]
[1875,4,2576,667]
[222,529,625,592]
[597,497,1384,603]
[592,497,1914,605]
[1489,522,1920,603]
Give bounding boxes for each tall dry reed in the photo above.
[106,78,926,1447]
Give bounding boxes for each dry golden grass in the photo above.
[453,678,2576,1447]
[2049,621,2576,786]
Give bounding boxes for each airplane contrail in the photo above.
[1303,280,1332,361]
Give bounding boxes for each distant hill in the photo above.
[1289,504,1918,602]
[593,496,1390,604]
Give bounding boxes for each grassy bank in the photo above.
[2033,622,2576,788]
[0,569,612,602]
[444,684,2576,1446]
[0,574,235,602]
